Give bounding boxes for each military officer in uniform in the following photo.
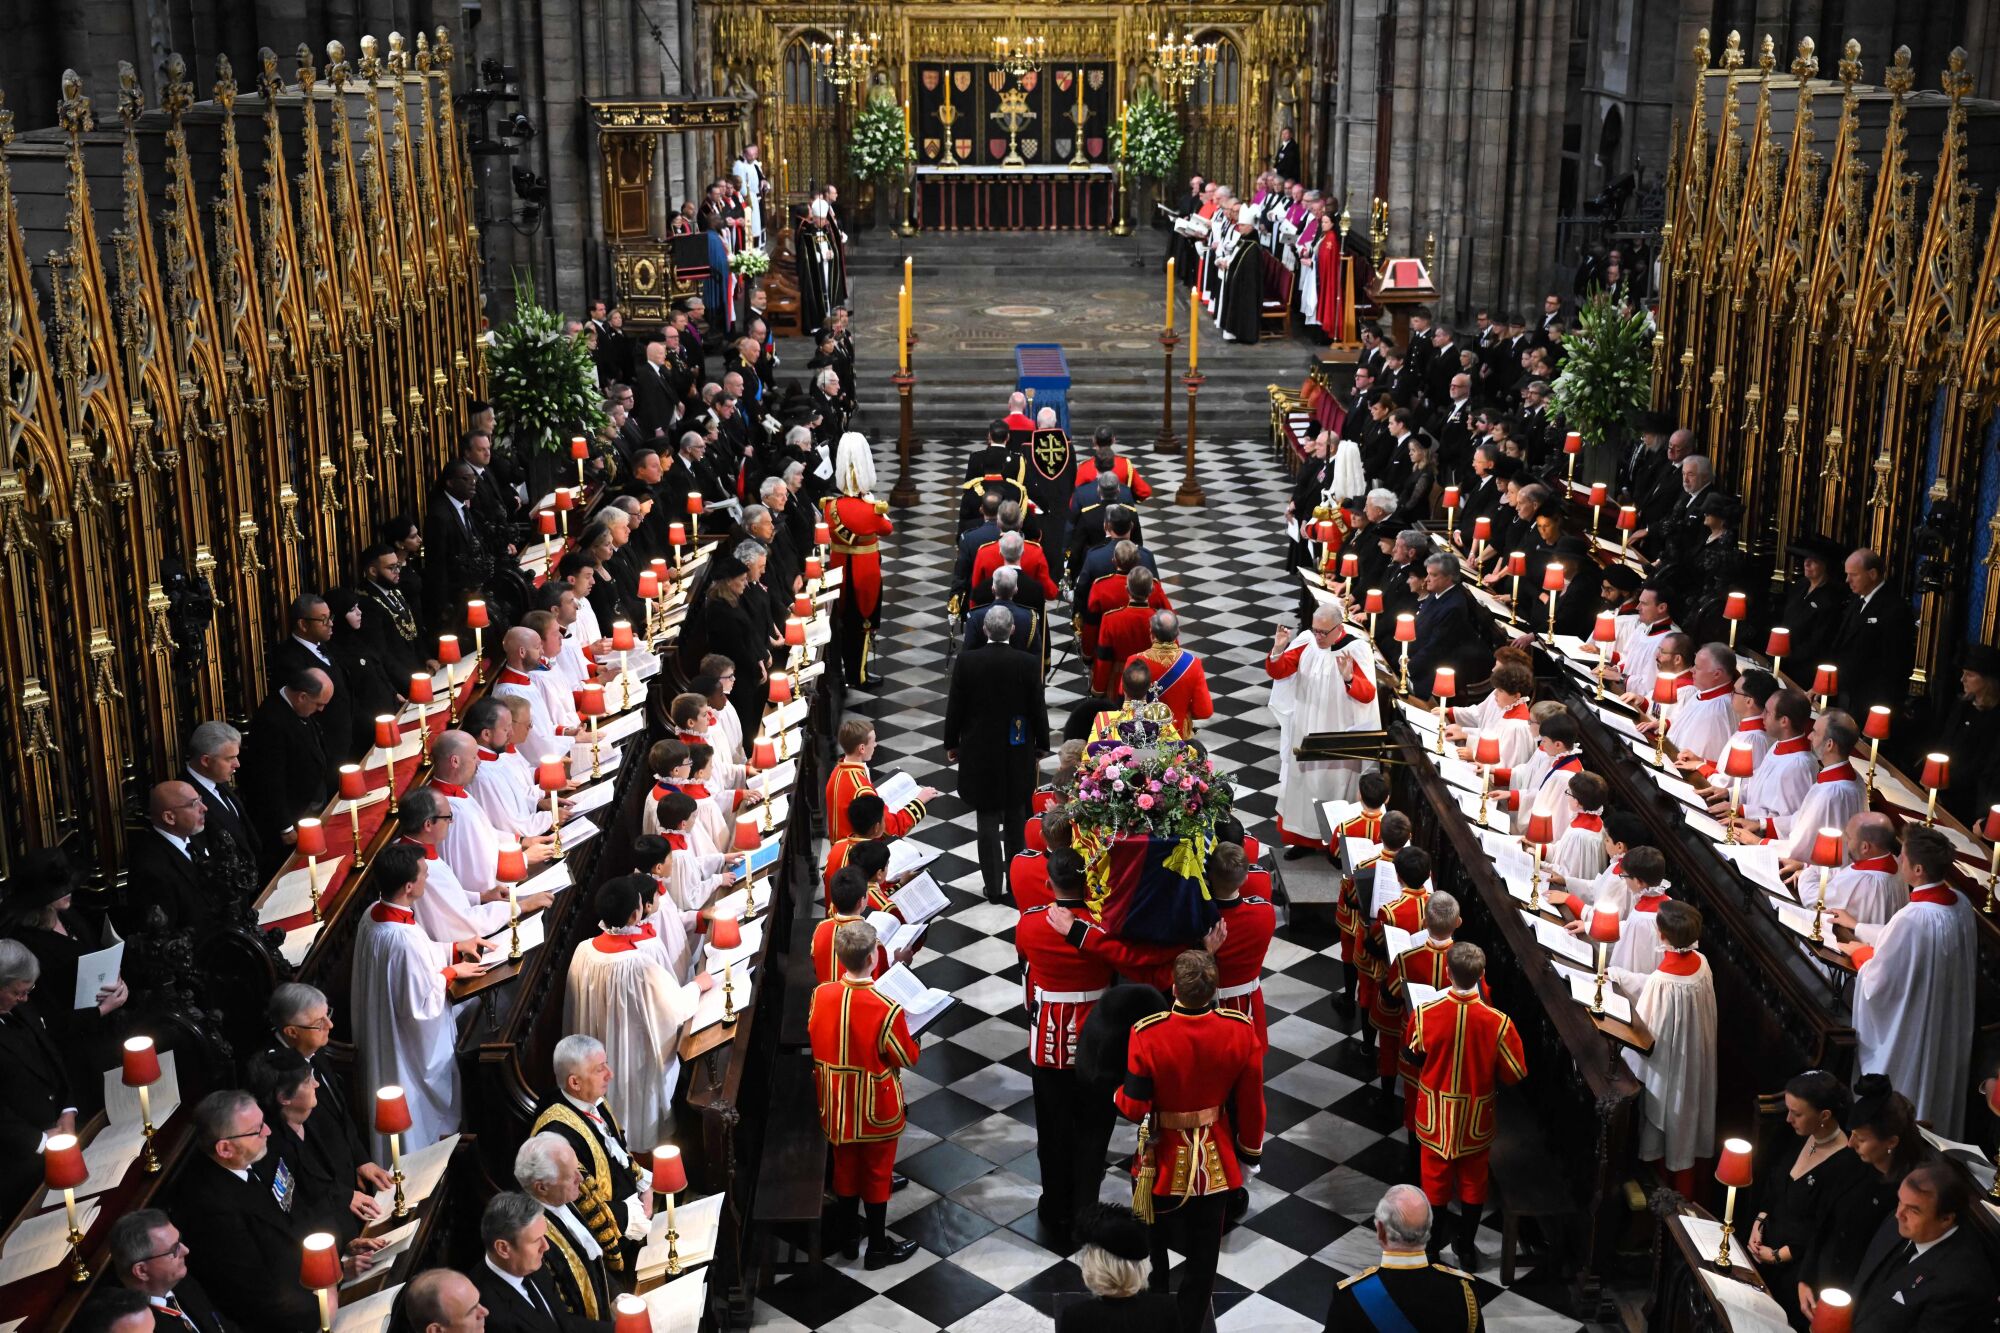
[1115,950,1266,1333]
[1324,1184,1483,1331]
[959,418,1030,532]
[824,432,896,687]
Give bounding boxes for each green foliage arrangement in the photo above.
[1548,293,1652,450]
[1122,92,1184,182]
[730,248,770,278]
[487,276,607,456]
[849,98,910,183]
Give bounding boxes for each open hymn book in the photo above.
[875,963,954,1033]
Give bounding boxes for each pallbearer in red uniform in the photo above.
[809,920,920,1269]
[1332,773,1390,1017]
[824,432,895,687]
[1204,843,1277,1050]
[1402,942,1527,1271]
[1367,846,1434,1088]
[1073,426,1154,501]
[825,719,932,841]
[1115,951,1266,1333]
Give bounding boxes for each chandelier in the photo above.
[991,31,1046,79]
[810,26,877,87]
[1146,30,1218,92]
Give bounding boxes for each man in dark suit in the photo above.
[184,720,260,867]
[175,1090,360,1332]
[945,608,1052,902]
[0,940,74,1217]
[1406,552,1494,696]
[471,1192,612,1332]
[1075,507,1155,593]
[236,668,335,879]
[1272,127,1300,180]
[1849,1162,1996,1330]
[1832,546,1918,720]
[424,461,493,631]
[630,336,680,441]
[953,492,1006,598]
[1426,326,1466,408]
[121,781,214,935]
[267,593,356,767]
[461,428,524,552]
[1324,1185,1483,1331]
[106,1208,243,1333]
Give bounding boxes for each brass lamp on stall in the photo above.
[296,818,329,920]
[338,766,369,871]
[1524,811,1554,912]
[376,1085,414,1217]
[668,521,688,570]
[653,1143,689,1274]
[536,509,558,576]
[688,491,705,524]
[497,839,527,962]
[1541,561,1566,637]
[785,615,808,655]
[375,715,402,816]
[1587,482,1607,531]
[1339,552,1360,586]
[1811,663,1838,713]
[1722,592,1748,649]
[437,636,463,724]
[754,736,780,830]
[1562,430,1582,485]
[638,568,661,642]
[570,434,589,487]
[465,599,490,676]
[1651,671,1682,766]
[1586,903,1620,1016]
[539,755,569,858]
[1766,627,1791,682]
[1393,613,1416,694]
[554,484,574,540]
[1808,826,1844,944]
[1440,486,1460,542]
[769,670,793,705]
[578,682,606,782]
[407,672,436,762]
[1470,515,1492,565]
[44,1132,90,1282]
[1507,551,1526,611]
[805,551,824,581]
[122,1036,163,1173]
[1363,589,1384,642]
[613,1293,651,1331]
[713,914,743,1024]
[1983,805,2000,913]
[1431,668,1455,754]
[1616,504,1639,556]
[1862,707,1892,797]
[1591,610,1618,700]
[612,619,636,712]
[300,1232,340,1333]
[1921,753,1951,827]
[1722,736,1757,826]
[814,519,832,552]
[1713,1138,1754,1269]
[1474,733,1501,823]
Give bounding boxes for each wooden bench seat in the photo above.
[750,1050,830,1286]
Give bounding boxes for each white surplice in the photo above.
[564,930,703,1148]
[494,673,570,764]
[1269,630,1382,843]
[1773,766,1865,862]
[1822,858,1907,925]
[1742,738,1819,827]
[439,786,505,895]
[352,904,460,1156]
[405,845,509,945]
[1669,685,1736,763]
[1613,952,1717,1171]
[470,751,554,838]
[1851,885,1978,1137]
[1548,817,1609,885]
[1620,621,1678,700]
[1608,889,1671,973]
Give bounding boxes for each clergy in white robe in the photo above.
[1678,671,1777,788]
[399,786,552,947]
[352,845,475,1156]
[1665,646,1739,763]
[1266,605,1382,848]
[430,733,554,896]
[731,149,767,245]
[1735,690,1821,831]
[1844,828,1978,1137]
[564,877,704,1148]
[463,698,555,838]
[1768,712,1866,865]
[1821,813,1908,925]
[1610,901,1716,1174]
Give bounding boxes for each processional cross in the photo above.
[991,85,1036,168]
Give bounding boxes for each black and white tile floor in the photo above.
[753,433,1591,1331]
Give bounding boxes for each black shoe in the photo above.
[841,1233,861,1261]
[865,1237,919,1269]
[1329,991,1356,1018]
[1283,845,1316,861]
[1453,1207,1487,1270]
[891,1173,910,1193]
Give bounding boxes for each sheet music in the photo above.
[340,1219,420,1288]
[0,1200,103,1286]
[329,786,392,817]
[1476,830,1537,883]
[1533,916,1594,967]
[366,732,427,766]
[521,861,574,897]
[689,965,756,1032]
[1318,801,1363,848]
[875,963,952,1017]
[1772,899,1824,942]
[591,709,649,745]
[1591,705,1647,743]
[704,917,764,971]
[556,816,601,851]
[482,911,547,956]
[331,1283,406,1333]
[638,1194,725,1276]
[279,921,323,966]
[765,697,809,732]
[892,872,949,925]
[886,839,943,880]
[40,1123,142,1207]
[368,1134,459,1216]
[261,857,343,924]
[1563,968,1632,1023]
[640,1269,711,1332]
[1717,844,1790,899]
[874,772,920,809]
[1398,703,1441,735]
[1403,982,1443,1012]
[1451,788,1514,835]
[565,777,620,816]
[105,1049,180,1130]
[752,758,798,798]
[1432,752,1485,793]
[1697,1272,1791,1333]
[73,929,123,1010]
[1335,835,1380,880]
[1681,807,1731,844]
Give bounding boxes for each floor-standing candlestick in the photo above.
[890,370,919,507]
[1177,371,1206,506]
[1155,330,1181,455]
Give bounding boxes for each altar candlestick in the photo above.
[1165,258,1175,330]
[1189,288,1199,371]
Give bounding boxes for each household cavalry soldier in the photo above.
[1115,950,1267,1333]
[809,920,920,1270]
[530,1033,652,1276]
[823,431,895,687]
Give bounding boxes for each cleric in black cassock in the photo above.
[1216,221,1264,344]
[794,201,847,336]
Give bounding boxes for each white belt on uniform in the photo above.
[1034,987,1107,1004]
[1214,979,1262,1000]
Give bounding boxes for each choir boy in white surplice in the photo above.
[654,790,740,913]
[1615,584,1681,705]
[1599,846,1671,974]
[630,834,702,979]
[1822,812,1908,925]
[564,877,706,1148]
[1680,668,1778,792]
[1767,710,1866,871]
[1661,644,1739,764]
[1497,701,1569,832]
[352,845,486,1155]
[464,699,555,838]
[1728,687,1822,829]
[430,733,557,896]
[1522,712,1586,838]
[1448,661,1536,772]
[1546,772,1611,885]
[1609,900,1716,1184]
[1548,810,1644,918]
[696,654,749,766]
[1266,604,1382,849]
[1835,826,1978,1137]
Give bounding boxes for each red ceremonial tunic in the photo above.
[1081,573,1171,663]
[825,759,922,843]
[970,541,1060,600]
[1075,455,1154,501]
[811,914,889,984]
[823,835,864,904]
[1009,848,1053,915]
[824,496,895,618]
[1126,645,1215,734]
[1063,916,1181,991]
[1392,941,1488,1127]
[809,978,918,1141]
[1095,605,1156,695]
[1369,887,1433,1074]
[1016,903,1120,1069]
[1114,1004,1267,1203]
[1335,810,1386,957]
[1402,990,1528,1161]
[1212,894,1278,1049]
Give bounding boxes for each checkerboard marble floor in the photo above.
[752,433,1592,1331]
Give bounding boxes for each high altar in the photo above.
[706,1,1328,232]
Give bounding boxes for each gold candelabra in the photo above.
[991,32,1046,78]
[1146,30,1217,93]
[810,26,876,88]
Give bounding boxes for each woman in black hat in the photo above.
[1688,491,1749,646]
[1932,642,2000,825]
[0,848,127,1075]
[1057,1202,1179,1331]
[702,546,772,735]
[1777,536,1850,673]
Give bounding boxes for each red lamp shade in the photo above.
[650,558,670,584]
[638,570,660,600]
[1715,1137,1755,1189]
[1810,1289,1853,1333]
[122,1036,162,1088]
[465,599,489,629]
[612,620,636,652]
[815,521,832,546]
[1586,904,1622,944]
[1393,613,1416,644]
[1812,664,1838,696]
[375,716,401,751]
[1564,431,1583,454]
[1616,505,1639,531]
[753,735,779,769]
[1588,482,1608,506]
[1985,804,2000,843]
[1507,551,1527,577]
[612,1294,651,1333]
[1525,812,1555,846]
[578,683,606,717]
[785,617,807,646]
[537,510,557,536]
[1592,610,1618,643]
[653,1143,688,1194]
[1723,592,1748,621]
[374,1086,413,1135]
[1473,516,1493,541]
[496,841,527,883]
[668,521,687,547]
[1474,734,1502,767]
[1864,705,1893,741]
[295,818,327,859]
[1923,753,1951,790]
[1722,738,1758,780]
[569,435,589,459]
[42,1132,86,1191]
[711,914,743,950]
[734,816,760,851]
[1433,667,1456,700]
[554,487,575,511]
[1442,486,1461,510]
[1810,827,1845,868]
[538,756,567,792]
[1340,553,1360,579]
[300,1232,341,1292]
[339,765,368,801]
[1653,672,1683,707]
[1766,627,1792,659]
[688,491,705,514]
[1542,563,1567,593]
[793,593,813,618]
[407,672,434,706]
[805,555,824,579]
[437,635,462,665]
[1364,589,1385,614]
[769,670,793,702]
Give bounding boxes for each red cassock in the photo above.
[1392,942,1488,1130]
[1075,455,1154,501]
[1369,887,1432,1075]
[1313,227,1346,341]
[1126,647,1215,734]
[1334,811,1385,971]
[1095,605,1156,696]
[1009,848,1054,916]
[824,495,895,619]
[1212,895,1278,1049]
[809,978,919,1203]
[824,759,921,843]
[1115,1005,1267,1204]
[1402,990,1528,1206]
[811,913,890,984]
[970,541,1061,600]
[1016,904,1121,1069]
